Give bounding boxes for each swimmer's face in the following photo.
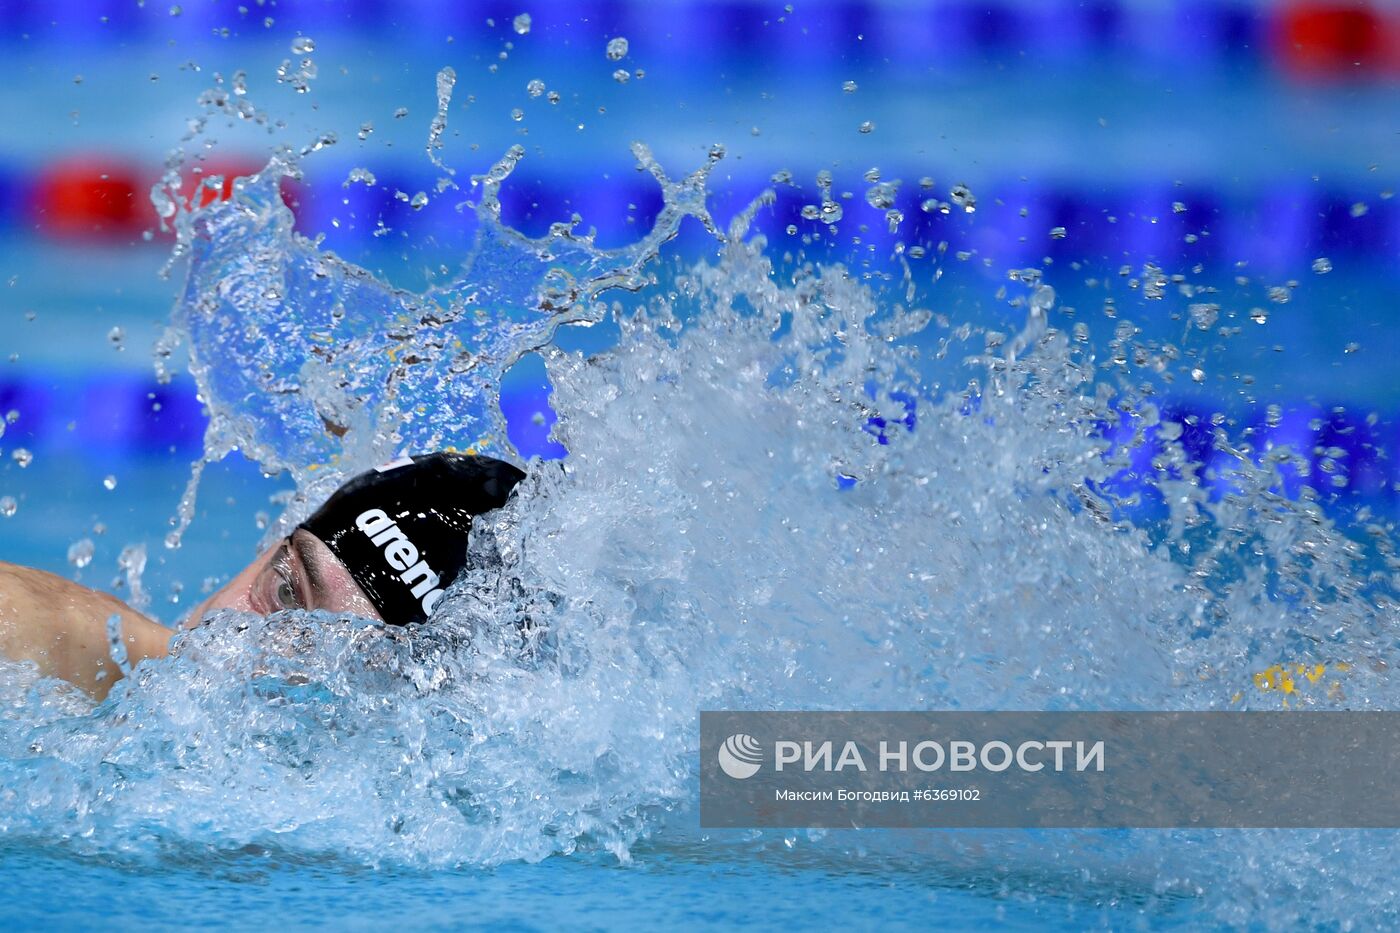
[186,528,382,627]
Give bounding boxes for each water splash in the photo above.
[425,66,457,188]
[156,136,723,547]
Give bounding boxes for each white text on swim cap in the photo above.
[354,508,445,616]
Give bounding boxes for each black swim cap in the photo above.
[298,453,526,625]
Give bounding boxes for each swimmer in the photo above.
[0,452,525,699]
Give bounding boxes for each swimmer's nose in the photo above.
[183,571,258,628]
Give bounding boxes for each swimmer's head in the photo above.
[188,453,526,626]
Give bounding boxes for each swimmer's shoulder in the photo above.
[0,560,50,601]
[0,561,139,619]
[0,561,173,699]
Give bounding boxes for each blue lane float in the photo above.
[0,0,1353,82]
[2,366,1394,508]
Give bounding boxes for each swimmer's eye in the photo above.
[274,574,300,610]
[260,541,307,612]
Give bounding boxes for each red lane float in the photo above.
[28,156,300,242]
[1276,3,1391,78]
[29,158,146,240]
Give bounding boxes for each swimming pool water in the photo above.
[3,840,1182,931]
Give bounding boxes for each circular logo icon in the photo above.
[718,733,763,779]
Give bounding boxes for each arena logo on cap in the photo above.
[374,456,416,473]
[355,508,446,614]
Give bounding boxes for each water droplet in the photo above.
[1311,257,1333,274]
[290,36,315,54]
[546,90,561,104]
[1250,307,1268,324]
[513,12,531,34]
[117,544,147,608]
[168,4,181,15]
[950,183,976,213]
[865,182,897,210]
[842,80,858,93]
[108,326,125,347]
[858,120,875,134]
[103,475,117,491]
[394,107,409,119]
[344,167,377,187]
[785,224,798,235]
[357,121,374,140]
[1049,226,1067,240]
[1188,303,1220,331]
[410,191,429,210]
[612,68,630,84]
[275,50,318,93]
[511,107,524,121]
[1191,367,1206,383]
[1137,263,1165,300]
[1172,201,1187,214]
[1351,202,1369,218]
[5,410,17,424]
[0,496,14,518]
[526,78,546,98]
[1268,285,1291,304]
[606,36,629,61]
[1344,342,1361,354]
[67,538,95,569]
[11,448,32,468]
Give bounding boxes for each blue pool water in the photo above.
[5,4,1400,930]
[4,841,1170,930]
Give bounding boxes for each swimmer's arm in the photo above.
[0,562,172,701]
